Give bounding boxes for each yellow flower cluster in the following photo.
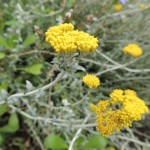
[114,4,123,11]
[91,89,148,136]
[45,23,98,54]
[123,44,143,57]
[82,74,100,89]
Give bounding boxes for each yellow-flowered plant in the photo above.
[90,89,148,136]
[114,4,123,11]
[82,74,100,89]
[45,23,98,54]
[123,44,143,57]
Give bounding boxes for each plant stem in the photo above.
[7,71,65,101]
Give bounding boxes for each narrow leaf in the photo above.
[22,34,37,47]
[26,80,33,91]
[19,63,43,75]
[72,63,86,72]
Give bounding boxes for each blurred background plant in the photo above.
[0,0,150,149]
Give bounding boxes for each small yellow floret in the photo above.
[114,4,123,11]
[45,23,98,54]
[82,74,100,89]
[124,89,137,96]
[123,44,143,57]
[110,89,124,104]
[97,100,110,112]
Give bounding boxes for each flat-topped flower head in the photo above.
[123,44,143,57]
[91,89,148,136]
[45,23,98,54]
[82,74,100,89]
[114,4,123,11]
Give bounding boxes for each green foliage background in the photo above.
[0,0,150,149]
